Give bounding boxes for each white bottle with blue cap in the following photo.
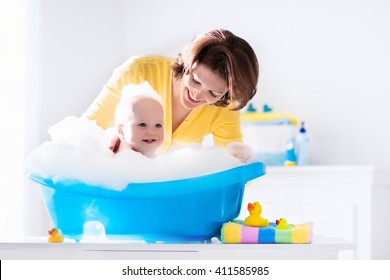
[296,122,309,165]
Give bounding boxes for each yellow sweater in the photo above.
[83,55,242,152]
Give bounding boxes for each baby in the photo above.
[112,82,164,158]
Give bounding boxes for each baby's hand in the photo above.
[105,127,121,153]
[109,135,121,153]
[226,142,253,163]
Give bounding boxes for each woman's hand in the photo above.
[226,142,253,163]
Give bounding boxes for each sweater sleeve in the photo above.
[212,109,243,147]
[83,56,146,129]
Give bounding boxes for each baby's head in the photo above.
[115,82,164,158]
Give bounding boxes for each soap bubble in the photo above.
[25,116,244,190]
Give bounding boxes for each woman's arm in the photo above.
[83,56,145,129]
[212,109,253,163]
[211,109,243,146]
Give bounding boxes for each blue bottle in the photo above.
[296,122,309,165]
[284,138,296,167]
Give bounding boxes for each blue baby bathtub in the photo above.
[27,161,265,242]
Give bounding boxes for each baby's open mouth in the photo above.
[143,139,157,144]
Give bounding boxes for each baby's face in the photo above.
[121,97,164,157]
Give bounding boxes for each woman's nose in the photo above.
[191,89,200,99]
[191,86,207,100]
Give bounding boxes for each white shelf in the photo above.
[0,237,353,260]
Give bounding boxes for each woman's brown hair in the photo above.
[172,29,259,110]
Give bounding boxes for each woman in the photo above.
[84,29,259,160]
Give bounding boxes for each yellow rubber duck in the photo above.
[243,202,269,227]
[275,218,292,230]
[48,227,64,243]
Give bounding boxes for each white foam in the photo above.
[25,116,243,190]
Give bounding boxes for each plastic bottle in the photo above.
[296,122,309,165]
[284,138,296,167]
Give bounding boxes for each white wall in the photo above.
[26,0,389,258]
[38,0,128,141]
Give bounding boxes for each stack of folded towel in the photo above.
[220,220,313,244]
[240,107,300,166]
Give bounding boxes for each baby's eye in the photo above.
[138,123,147,127]
[155,123,163,128]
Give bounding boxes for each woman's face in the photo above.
[179,63,228,109]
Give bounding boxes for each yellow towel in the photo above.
[240,111,299,126]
